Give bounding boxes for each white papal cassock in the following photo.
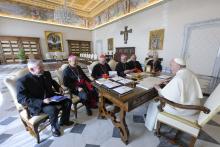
[145,68,203,131]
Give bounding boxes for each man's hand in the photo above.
[43,98,51,104]
[78,87,83,92]
[59,87,64,95]
[124,70,133,74]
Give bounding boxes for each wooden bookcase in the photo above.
[67,40,91,56]
[0,36,41,64]
[114,47,135,62]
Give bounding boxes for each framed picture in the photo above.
[108,38,114,50]
[45,31,63,52]
[149,29,165,50]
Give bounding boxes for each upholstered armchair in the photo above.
[54,64,83,119]
[155,84,220,147]
[87,61,99,75]
[108,59,118,71]
[4,68,50,143]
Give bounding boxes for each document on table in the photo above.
[111,76,124,81]
[136,77,162,90]
[118,78,133,84]
[112,86,133,95]
[157,75,172,79]
[103,81,121,88]
[95,78,111,85]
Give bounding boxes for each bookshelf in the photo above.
[0,36,41,64]
[67,40,91,56]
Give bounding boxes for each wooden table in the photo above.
[93,82,158,144]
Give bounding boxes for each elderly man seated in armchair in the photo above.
[145,58,203,131]
[16,59,74,137]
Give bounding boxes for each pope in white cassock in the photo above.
[145,58,203,131]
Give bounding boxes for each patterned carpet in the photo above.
[0,63,220,147]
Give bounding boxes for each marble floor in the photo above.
[0,63,220,147]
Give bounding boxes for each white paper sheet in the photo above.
[113,86,133,94]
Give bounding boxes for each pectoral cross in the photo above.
[120,26,132,44]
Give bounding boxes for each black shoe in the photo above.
[86,108,92,116]
[51,127,61,137]
[60,121,75,126]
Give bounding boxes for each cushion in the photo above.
[108,59,118,71]
[157,111,200,137]
[198,84,220,126]
[88,61,99,74]
[20,109,48,125]
[4,68,29,111]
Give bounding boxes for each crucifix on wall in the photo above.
[120,26,132,44]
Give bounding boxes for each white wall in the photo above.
[92,0,220,70]
[0,17,92,58]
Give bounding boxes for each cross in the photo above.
[120,26,132,44]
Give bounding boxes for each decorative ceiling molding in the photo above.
[0,0,166,30]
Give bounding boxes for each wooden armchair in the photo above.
[4,68,49,143]
[54,64,83,119]
[154,84,220,147]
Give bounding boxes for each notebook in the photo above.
[51,95,68,102]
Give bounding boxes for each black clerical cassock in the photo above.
[128,60,143,72]
[115,62,130,77]
[91,63,112,79]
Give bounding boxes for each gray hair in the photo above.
[27,59,42,69]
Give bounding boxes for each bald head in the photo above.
[121,54,127,63]
[130,54,136,61]
[99,54,106,64]
[27,59,44,75]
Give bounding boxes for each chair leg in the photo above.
[20,118,29,131]
[74,102,78,119]
[33,125,40,144]
[189,136,197,147]
[155,121,161,137]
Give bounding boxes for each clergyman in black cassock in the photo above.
[115,54,134,77]
[63,55,98,116]
[128,54,143,72]
[91,54,112,79]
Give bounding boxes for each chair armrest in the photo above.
[154,96,210,114]
[20,105,31,119]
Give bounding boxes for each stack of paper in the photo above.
[111,76,124,81]
[136,77,162,90]
[103,81,121,88]
[113,86,133,95]
[118,78,133,84]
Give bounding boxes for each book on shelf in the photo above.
[112,86,133,95]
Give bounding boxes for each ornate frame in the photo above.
[45,31,63,52]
